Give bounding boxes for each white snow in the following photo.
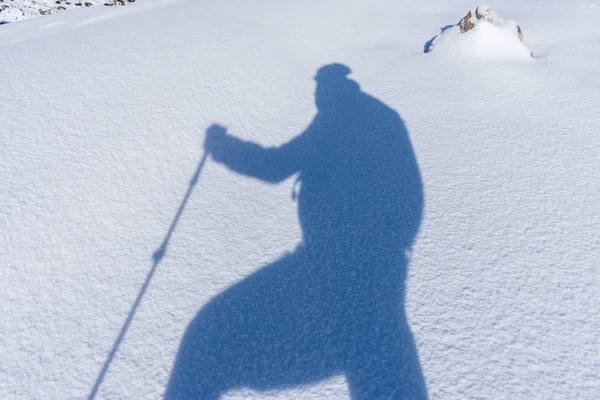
[1,1,600,399]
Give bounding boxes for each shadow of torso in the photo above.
[165,71,427,400]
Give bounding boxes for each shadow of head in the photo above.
[164,64,427,400]
[313,63,360,111]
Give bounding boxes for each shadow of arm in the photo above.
[212,133,305,183]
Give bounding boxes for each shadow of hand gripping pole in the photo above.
[87,151,209,400]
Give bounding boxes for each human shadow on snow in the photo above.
[164,63,428,399]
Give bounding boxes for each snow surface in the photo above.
[1,0,600,399]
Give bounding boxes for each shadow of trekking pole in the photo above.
[88,151,209,400]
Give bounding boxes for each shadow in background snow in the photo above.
[424,24,454,53]
[165,64,427,399]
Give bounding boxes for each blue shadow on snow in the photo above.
[164,63,428,399]
[423,24,455,53]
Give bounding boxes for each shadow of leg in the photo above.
[164,310,226,400]
[347,322,428,400]
[164,250,342,399]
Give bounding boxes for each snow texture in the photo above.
[1,0,599,399]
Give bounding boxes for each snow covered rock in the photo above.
[0,0,133,24]
[0,5,24,24]
[426,4,533,60]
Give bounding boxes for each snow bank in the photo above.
[0,0,132,24]
[426,5,533,60]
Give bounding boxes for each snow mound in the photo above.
[426,5,532,60]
